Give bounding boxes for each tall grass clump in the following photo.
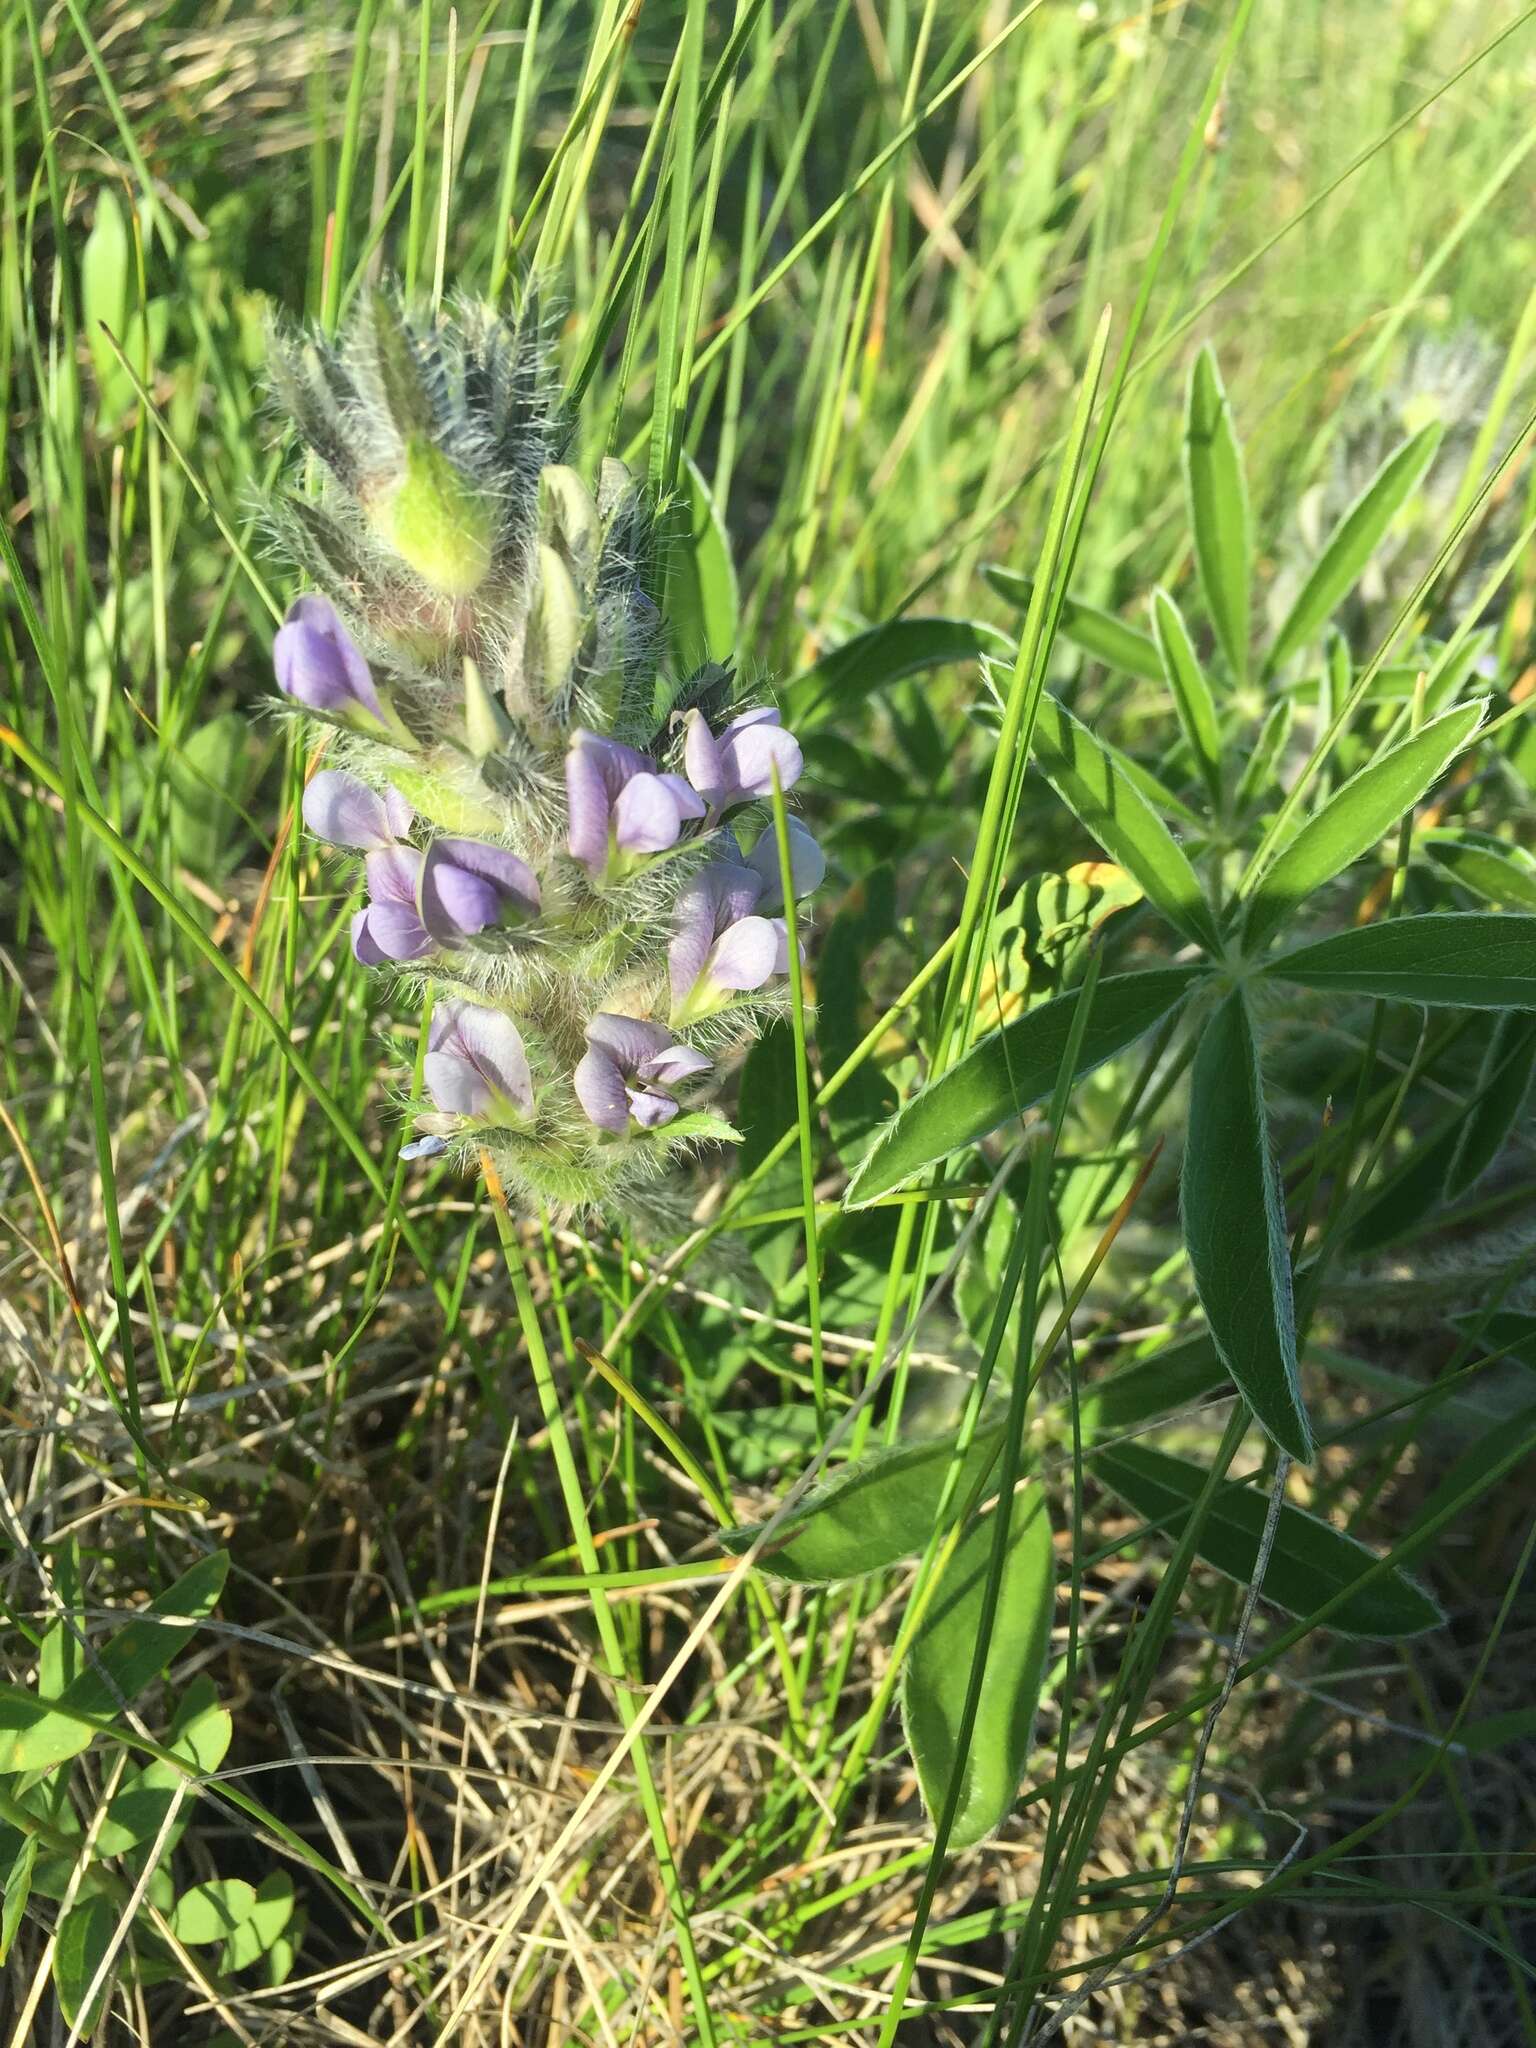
[2,3,1536,2044]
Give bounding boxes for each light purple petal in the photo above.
[707,915,781,992]
[274,596,383,719]
[365,845,422,909]
[400,1134,448,1160]
[745,818,826,908]
[657,773,706,821]
[573,1045,632,1133]
[629,1087,680,1130]
[641,1042,712,1086]
[447,1002,535,1115]
[613,772,687,856]
[683,710,726,806]
[303,769,399,851]
[565,732,615,873]
[433,839,540,918]
[718,719,802,802]
[382,786,416,839]
[423,1048,491,1117]
[360,900,433,961]
[352,907,387,967]
[585,1013,674,1073]
[722,707,782,736]
[668,863,764,1004]
[418,852,502,941]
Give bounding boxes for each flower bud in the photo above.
[374,437,497,598]
[274,595,414,745]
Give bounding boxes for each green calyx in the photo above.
[375,437,497,598]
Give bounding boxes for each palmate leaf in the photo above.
[1268,423,1441,671]
[1183,346,1250,680]
[901,1486,1055,1848]
[1029,694,1219,948]
[1092,1442,1441,1636]
[1265,914,1536,1008]
[1182,990,1311,1461]
[843,967,1201,1207]
[722,1423,1007,1582]
[1242,700,1486,951]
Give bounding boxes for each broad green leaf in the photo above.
[667,454,737,670]
[844,967,1200,1207]
[1030,694,1219,947]
[54,1893,117,2032]
[1092,1442,1441,1636]
[1343,1112,1462,1255]
[1445,1014,1536,1197]
[220,1870,296,1974]
[1266,914,1536,1009]
[901,1486,1055,1848]
[0,1833,37,1966]
[1422,830,1536,912]
[983,565,1162,681]
[95,1676,230,1857]
[1182,991,1311,1461]
[1183,346,1250,678]
[722,1423,1006,1582]
[1243,701,1486,950]
[1,1551,228,1774]
[1269,423,1442,670]
[785,617,1011,727]
[1150,588,1221,802]
[1077,1332,1227,1444]
[169,1876,258,1945]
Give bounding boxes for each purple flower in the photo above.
[353,847,433,965]
[668,862,789,1025]
[419,838,540,941]
[565,729,704,879]
[275,595,401,737]
[423,1001,535,1123]
[573,1015,712,1134]
[683,707,803,817]
[744,818,826,909]
[303,769,414,851]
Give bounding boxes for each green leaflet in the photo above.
[1183,346,1250,680]
[983,564,1162,681]
[54,1893,116,2032]
[667,453,738,670]
[0,1551,228,1774]
[1444,1013,1536,1197]
[901,1486,1055,1848]
[1150,588,1222,803]
[1268,423,1441,670]
[169,1876,259,1944]
[220,1870,298,1974]
[1077,1331,1228,1443]
[843,967,1201,1207]
[1182,991,1312,1461]
[1029,694,1219,947]
[1092,1441,1441,1637]
[1266,914,1536,1008]
[1422,829,1536,913]
[722,1423,1007,1582]
[1243,701,1486,951]
[784,616,1011,728]
[0,1834,37,1967]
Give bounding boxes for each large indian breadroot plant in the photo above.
[266,289,823,1215]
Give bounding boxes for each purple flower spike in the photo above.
[745,818,826,910]
[352,847,432,965]
[423,1001,535,1123]
[573,1014,713,1135]
[683,707,803,816]
[419,838,540,943]
[274,595,390,729]
[566,729,704,879]
[668,862,788,1024]
[303,769,414,851]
